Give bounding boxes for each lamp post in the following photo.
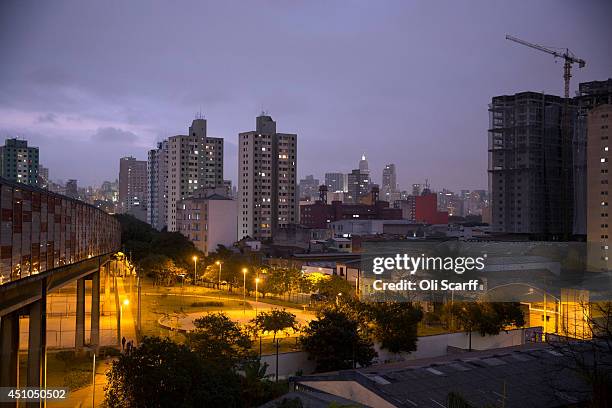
[255,277,261,317]
[242,268,248,315]
[215,260,222,300]
[192,256,198,285]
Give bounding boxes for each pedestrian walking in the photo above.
[121,336,126,351]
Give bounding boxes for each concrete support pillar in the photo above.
[0,312,19,388]
[75,277,85,349]
[91,269,100,350]
[27,293,46,389]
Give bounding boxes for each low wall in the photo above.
[261,350,316,379]
[266,327,533,378]
[374,327,528,364]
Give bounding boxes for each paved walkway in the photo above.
[117,277,138,347]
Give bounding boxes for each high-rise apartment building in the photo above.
[238,114,298,240]
[587,104,612,271]
[147,118,224,231]
[381,163,398,202]
[488,92,575,238]
[574,79,612,236]
[0,138,39,186]
[147,141,168,230]
[325,172,346,193]
[119,156,148,220]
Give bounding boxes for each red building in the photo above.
[415,193,448,224]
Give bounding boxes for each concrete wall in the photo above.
[374,327,527,363]
[265,328,529,378]
[208,199,237,255]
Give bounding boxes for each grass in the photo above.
[19,350,97,392]
[417,323,449,337]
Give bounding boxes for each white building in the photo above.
[176,189,237,256]
[238,114,298,240]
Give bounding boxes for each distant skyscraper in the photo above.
[119,156,148,220]
[346,168,369,204]
[238,114,298,240]
[0,138,39,186]
[325,172,345,193]
[489,91,575,238]
[587,104,612,271]
[65,179,78,199]
[412,183,422,196]
[147,118,224,231]
[299,175,319,199]
[37,165,49,189]
[381,163,398,202]
[359,154,369,174]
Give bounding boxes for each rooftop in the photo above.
[291,343,597,408]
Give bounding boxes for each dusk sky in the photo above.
[1,1,611,191]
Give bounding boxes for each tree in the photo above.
[105,337,242,408]
[188,312,255,368]
[251,309,299,342]
[300,309,377,372]
[445,302,525,351]
[239,358,288,407]
[115,214,204,271]
[368,302,423,354]
[140,254,185,286]
[261,266,302,296]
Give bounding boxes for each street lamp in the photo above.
[242,268,248,315]
[255,277,261,317]
[192,256,198,285]
[215,261,222,290]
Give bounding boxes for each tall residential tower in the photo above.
[238,114,298,240]
[0,138,39,186]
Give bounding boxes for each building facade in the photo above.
[574,79,612,236]
[238,114,298,240]
[147,141,168,230]
[381,163,398,202]
[0,138,39,186]
[176,189,237,256]
[325,172,346,193]
[587,104,612,271]
[118,156,147,220]
[346,168,369,204]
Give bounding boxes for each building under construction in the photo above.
[488,91,576,239]
[489,79,612,240]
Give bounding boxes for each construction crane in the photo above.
[506,34,586,99]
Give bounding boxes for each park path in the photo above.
[117,277,138,347]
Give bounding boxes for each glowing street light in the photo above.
[255,277,261,317]
[242,268,248,315]
[192,256,198,284]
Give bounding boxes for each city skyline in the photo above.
[1,1,611,191]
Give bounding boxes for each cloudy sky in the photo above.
[1,1,611,191]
